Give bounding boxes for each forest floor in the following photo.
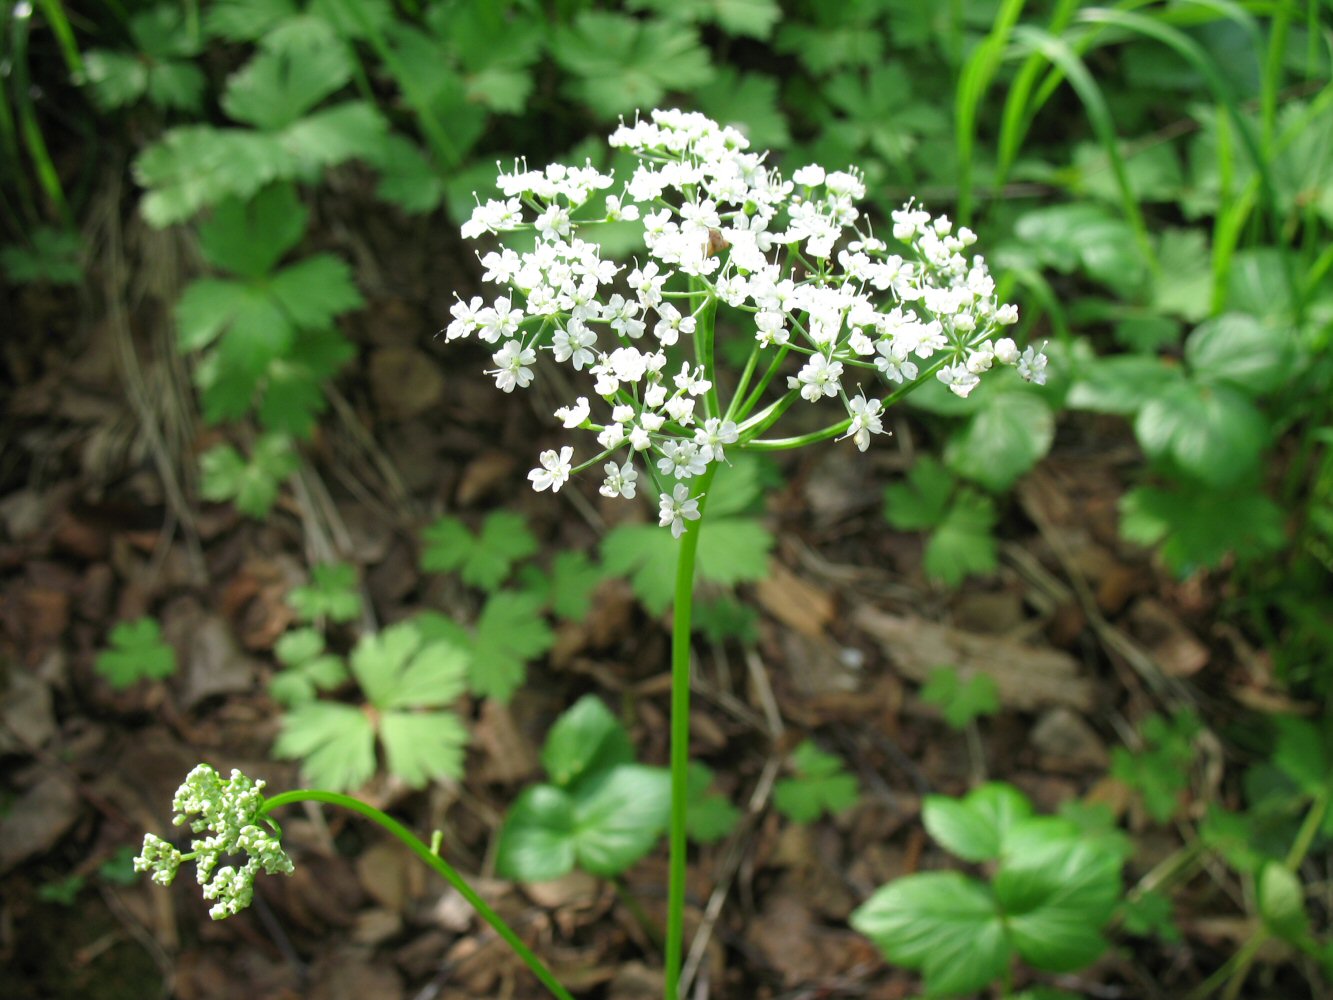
[0,181,1305,1000]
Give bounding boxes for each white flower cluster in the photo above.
[134,764,294,920]
[447,109,1041,534]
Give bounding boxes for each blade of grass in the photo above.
[8,3,70,223]
[33,0,84,79]
[1011,24,1159,275]
[955,0,1028,225]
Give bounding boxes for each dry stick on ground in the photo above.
[679,647,785,999]
[96,173,206,583]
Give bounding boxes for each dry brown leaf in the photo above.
[755,559,835,637]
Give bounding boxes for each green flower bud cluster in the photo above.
[134,764,294,920]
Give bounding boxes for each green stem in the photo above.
[262,790,575,1000]
[664,460,717,1000]
[691,276,720,420]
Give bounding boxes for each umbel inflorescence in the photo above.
[134,764,293,919]
[446,109,1045,535]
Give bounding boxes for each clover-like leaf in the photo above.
[540,694,634,789]
[924,782,1034,864]
[288,563,361,623]
[469,592,553,702]
[919,666,1000,730]
[200,434,298,517]
[773,740,860,823]
[687,762,741,844]
[422,511,538,591]
[273,701,376,791]
[95,618,177,689]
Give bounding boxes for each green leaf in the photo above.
[773,740,860,823]
[924,489,998,587]
[271,627,346,706]
[422,512,538,591]
[95,618,177,689]
[206,0,297,42]
[851,871,1010,997]
[995,819,1123,972]
[920,666,1000,730]
[1119,889,1180,943]
[380,710,469,787]
[628,0,781,38]
[288,563,362,623]
[570,765,671,876]
[1110,712,1199,823]
[373,134,445,214]
[1151,227,1212,322]
[1009,202,1148,297]
[83,51,149,110]
[1270,716,1330,797]
[692,69,790,150]
[0,227,82,285]
[199,434,298,517]
[923,783,1033,863]
[497,765,670,881]
[686,762,741,843]
[1135,381,1268,486]
[1185,313,1294,396]
[470,591,553,702]
[198,183,308,278]
[269,253,364,328]
[279,102,387,176]
[551,12,714,119]
[1066,355,1186,416]
[1257,860,1310,943]
[134,127,289,226]
[273,701,376,791]
[698,518,774,586]
[350,619,469,709]
[946,391,1054,492]
[540,694,634,789]
[693,595,759,644]
[495,785,579,882]
[1120,484,1286,575]
[885,456,953,530]
[221,28,353,131]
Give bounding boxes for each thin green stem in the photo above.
[664,460,717,1000]
[262,790,575,1000]
[691,276,720,420]
[724,344,763,423]
[733,344,790,422]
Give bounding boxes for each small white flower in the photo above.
[937,363,981,398]
[528,446,574,492]
[489,340,537,392]
[694,418,738,462]
[659,484,702,538]
[445,296,484,341]
[657,440,707,478]
[554,396,590,429]
[841,394,885,452]
[1018,345,1048,385]
[992,337,1020,365]
[599,460,638,499]
[792,164,826,187]
[788,355,844,402]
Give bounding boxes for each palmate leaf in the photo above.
[380,710,469,787]
[258,329,354,438]
[221,26,353,131]
[692,68,790,149]
[919,666,1000,730]
[198,183,307,278]
[923,782,1035,864]
[923,489,998,588]
[773,740,860,823]
[205,0,298,42]
[470,592,553,702]
[373,134,445,214]
[199,434,299,517]
[95,618,177,689]
[551,11,714,119]
[686,762,741,843]
[627,0,781,39]
[269,255,364,328]
[421,511,537,591]
[1120,482,1285,575]
[289,563,361,623]
[273,701,376,791]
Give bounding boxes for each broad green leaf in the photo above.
[275,627,325,666]
[198,183,308,278]
[1120,484,1285,575]
[775,22,885,74]
[1119,889,1181,943]
[274,701,376,791]
[1074,140,1184,206]
[271,628,346,706]
[129,5,203,58]
[924,783,1033,863]
[175,280,265,351]
[686,762,741,843]
[269,254,364,328]
[1066,355,1185,415]
[221,28,353,131]
[1258,860,1310,943]
[495,785,578,883]
[884,456,953,530]
[570,764,671,876]
[996,819,1123,972]
[540,694,634,789]
[924,489,998,587]
[380,710,469,787]
[1185,313,1293,396]
[0,227,83,285]
[144,62,207,113]
[1135,381,1267,486]
[95,618,177,689]
[693,595,759,644]
[1227,247,1295,321]
[83,51,150,110]
[520,551,603,623]
[1270,716,1330,797]
[470,591,553,701]
[850,872,1009,997]
[135,127,291,226]
[552,12,714,119]
[1010,202,1148,297]
[697,519,773,587]
[946,391,1054,492]
[288,563,361,623]
[1152,227,1212,322]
